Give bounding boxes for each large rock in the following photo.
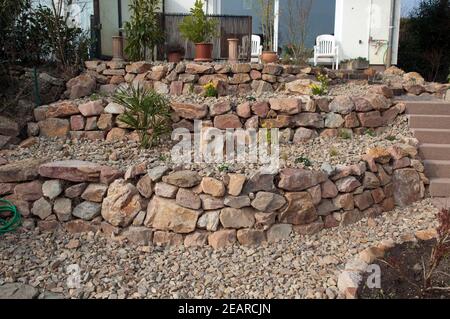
[285,79,316,95]
[144,196,200,233]
[214,114,242,129]
[171,103,208,119]
[201,177,225,197]
[251,192,286,212]
[278,168,327,191]
[393,168,422,207]
[13,181,42,201]
[176,188,201,210]
[162,170,201,188]
[220,207,255,229]
[329,96,355,114]
[335,176,361,193]
[228,174,246,196]
[0,283,39,299]
[38,118,70,138]
[66,73,96,99]
[39,160,104,182]
[242,172,275,193]
[197,210,220,231]
[279,192,317,225]
[81,183,108,202]
[33,101,79,121]
[101,179,142,227]
[237,229,266,246]
[208,229,236,249]
[78,100,104,117]
[185,63,214,74]
[0,159,43,183]
[31,197,52,220]
[292,113,324,128]
[72,201,101,220]
[42,180,63,200]
[268,98,301,115]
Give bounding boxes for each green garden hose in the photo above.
[0,198,22,234]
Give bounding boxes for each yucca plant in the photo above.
[113,86,171,148]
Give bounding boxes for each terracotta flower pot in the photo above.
[168,52,183,63]
[194,43,213,62]
[261,51,278,64]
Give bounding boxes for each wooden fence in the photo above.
[159,14,253,61]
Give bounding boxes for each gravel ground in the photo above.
[0,198,438,299]
[4,114,412,178]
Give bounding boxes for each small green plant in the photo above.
[329,147,339,157]
[295,156,312,167]
[179,0,218,44]
[218,163,230,172]
[386,135,396,141]
[203,82,218,98]
[114,86,171,148]
[365,128,376,137]
[339,129,352,140]
[158,154,168,162]
[310,72,329,96]
[123,0,164,61]
[246,96,256,102]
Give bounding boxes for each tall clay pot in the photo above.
[194,43,213,62]
[168,52,183,63]
[261,51,278,64]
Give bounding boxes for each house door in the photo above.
[368,0,392,65]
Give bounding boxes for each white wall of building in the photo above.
[334,0,401,65]
[165,0,220,14]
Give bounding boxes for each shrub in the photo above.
[114,86,171,148]
[398,0,450,82]
[203,82,218,98]
[124,0,164,61]
[179,0,218,44]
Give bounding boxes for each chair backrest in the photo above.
[316,34,336,54]
[251,34,262,56]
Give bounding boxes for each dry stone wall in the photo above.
[0,143,428,248]
[27,91,406,143]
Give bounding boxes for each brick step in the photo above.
[424,160,450,178]
[408,115,450,129]
[413,129,450,144]
[406,101,450,115]
[419,144,450,161]
[429,178,450,197]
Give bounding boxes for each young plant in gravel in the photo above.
[310,72,330,96]
[365,128,376,137]
[386,135,396,141]
[114,86,171,148]
[203,82,218,98]
[329,147,339,157]
[295,156,312,167]
[423,209,450,291]
[339,130,352,140]
[218,163,230,172]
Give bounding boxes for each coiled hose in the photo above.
[0,198,22,234]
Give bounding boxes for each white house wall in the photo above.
[335,0,401,65]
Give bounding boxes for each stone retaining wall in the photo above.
[27,91,406,143]
[0,143,428,248]
[64,61,449,100]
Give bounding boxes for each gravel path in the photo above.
[0,198,438,299]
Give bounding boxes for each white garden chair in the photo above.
[251,35,263,63]
[314,34,339,70]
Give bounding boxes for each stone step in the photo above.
[429,178,450,197]
[413,129,450,144]
[419,144,450,161]
[406,101,450,115]
[424,160,450,178]
[408,115,450,129]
